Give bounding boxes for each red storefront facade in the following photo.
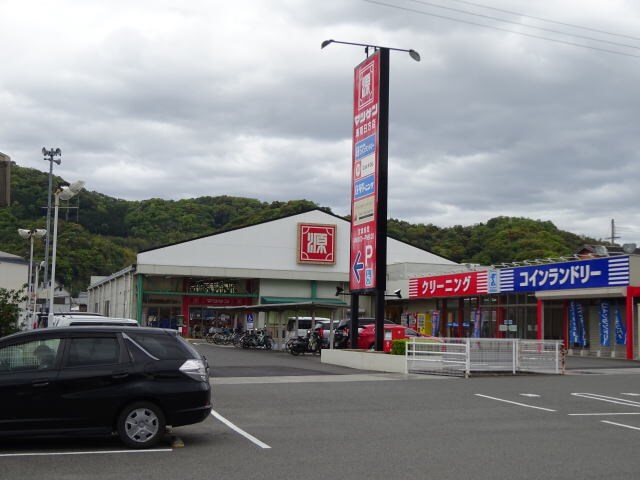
[408,256,640,360]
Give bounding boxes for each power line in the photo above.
[446,0,640,42]
[404,0,640,51]
[364,0,640,59]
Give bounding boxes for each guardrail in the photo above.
[406,338,565,377]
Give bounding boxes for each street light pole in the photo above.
[18,228,46,329]
[33,261,44,327]
[48,180,84,326]
[42,147,61,297]
[321,39,419,351]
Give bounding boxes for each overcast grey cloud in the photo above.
[2,0,640,245]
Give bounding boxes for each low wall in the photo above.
[321,349,407,374]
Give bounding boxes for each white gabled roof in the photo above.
[136,210,456,279]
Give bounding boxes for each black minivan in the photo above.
[0,326,212,448]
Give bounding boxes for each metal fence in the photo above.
[406,338,564,377]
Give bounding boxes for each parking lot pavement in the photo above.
[5,344,640,480]
[193,341,374,377]
[565,355,640,374]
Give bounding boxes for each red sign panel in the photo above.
[350,52,380,292]
[408,271,489,298]
[185,296,253,306]
[297,223,336,264]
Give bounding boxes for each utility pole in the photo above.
[610,218,620,245]
[42,147,61,301]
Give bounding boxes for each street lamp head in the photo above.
[321,39,334,49]
[18,228,47,239]
[321,39,421,62]
[58,180,85,201]
[67,180,85,195]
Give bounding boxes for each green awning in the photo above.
[260,296,348,306]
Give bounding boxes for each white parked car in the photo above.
[49,313,139,328]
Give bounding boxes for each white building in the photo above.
[88,210,458,340]
[0,250,27,292]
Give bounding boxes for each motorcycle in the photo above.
[288,330,322,356]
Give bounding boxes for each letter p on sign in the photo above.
[365,245,373,266]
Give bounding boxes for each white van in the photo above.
[50,314,139,328]
[286,317,331,338]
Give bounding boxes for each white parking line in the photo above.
[474,394,556,412]
[210,410,271,449]
[602,420,640,432]
[569,412,640,416]
[0,449,171,458]
[571,393,640,408]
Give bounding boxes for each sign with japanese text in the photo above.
[499,256,629,292]
[185,296,252,306]
[350,52,380,291]
[408,270,491,298]
[297,223,336,265]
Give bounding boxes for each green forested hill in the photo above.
[2,164,600,295]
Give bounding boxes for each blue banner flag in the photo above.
[615,304,627,345]
[599,302,610,347]
[576,303,587,347]
[431,311,440,336]
[569,301,579,345]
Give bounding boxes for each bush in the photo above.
[390,338,408,355]
[0,288,25,337]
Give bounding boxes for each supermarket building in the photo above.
[87,209,459,341]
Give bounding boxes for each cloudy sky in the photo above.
[2,0,640,244]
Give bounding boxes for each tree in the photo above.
[0,288,25,337]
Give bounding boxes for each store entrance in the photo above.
[188,307,233,338]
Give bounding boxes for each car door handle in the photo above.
[32,380,50,387]
[112,372,129,379]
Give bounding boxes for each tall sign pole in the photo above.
[375,48,389,351]
[322,40,419,350]
[350,50,387,349]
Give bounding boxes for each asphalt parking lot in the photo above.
[3,343,640,480]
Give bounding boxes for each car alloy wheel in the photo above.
[117,401,166,448]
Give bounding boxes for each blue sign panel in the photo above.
[354,175,375,200]
[499,256,629,292]
[354,134,376,161]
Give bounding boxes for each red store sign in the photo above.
[409,271,489,298]
[185,296,252,307]
[297,223,336,265]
